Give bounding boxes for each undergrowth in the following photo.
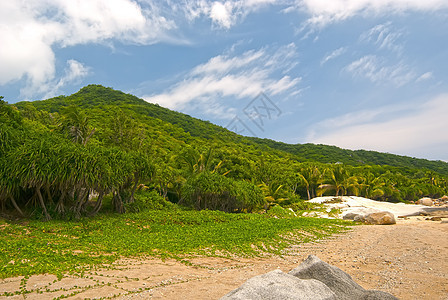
[0,210,350,279]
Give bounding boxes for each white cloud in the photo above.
[210,2,234,28]
[360,22,403,53]
[307,94,448,160]
[416,72,434,82]
[0,0,175,98]
[143,43,302,118]
[320,47,346,66]
[297,0,448,27]
[175,0,279,29]
[20,59,90,99]
[344,55,416,87]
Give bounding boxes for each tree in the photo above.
[60,106,95,145]
[359,172,385,199]
[181,172,263,212]
[319,164,358,197]
[297,164,323,199]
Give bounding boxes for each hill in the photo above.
[17,85,448,175]
[2,84,447,220]
[248,138,448,175]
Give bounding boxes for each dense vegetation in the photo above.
[1,85,448,220]
[0,210,348,280]
[249,138,448,175]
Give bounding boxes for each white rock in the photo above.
[418,197,433,206]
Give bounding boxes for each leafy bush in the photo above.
[124,190,175,212]
[286,200,321,212]
[181,172,264,212]
[266,205,296,218]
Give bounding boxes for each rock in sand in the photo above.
[222,255,398,300]
[288,255,398,300]
[418,197,434,206]
[220,269,336,300]
[363,211,396,225]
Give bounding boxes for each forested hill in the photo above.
[3,84,448,220]
[18,85,236,142]
[16,84,448,175]
[249,138,448,175]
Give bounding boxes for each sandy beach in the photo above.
[1,217,447,300]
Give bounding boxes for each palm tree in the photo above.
[258,181,287,209]
[297,165,323,199]
[60,106,95,146]
[360,172,385,199]
[319,164,358,197]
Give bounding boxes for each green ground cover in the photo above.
[0,210,350,279]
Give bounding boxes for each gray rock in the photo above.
[342,212,363,220]
[220,269,336,300]
[288,255,398,300]
[364,211,396,225]
[418,197,433,206]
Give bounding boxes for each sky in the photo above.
[1,0,448,161]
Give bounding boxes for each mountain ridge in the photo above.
[15,84,448,175]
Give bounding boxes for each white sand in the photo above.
[308,196,429,218]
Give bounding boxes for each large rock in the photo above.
[363,211,396,225]
[222,256,398,300]
[220,269,336,300]
[343,212,363,220]
[418,197,434,206]
[289,255,398,300]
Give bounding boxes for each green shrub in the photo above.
[286,200,321,211]
[181,172,264,212]
[125,190,175,212]
[266,205,296,218]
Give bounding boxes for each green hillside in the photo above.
[1,85,447,221]
[18,85,236,142]
[20,85,448,175]
[249,138,448,175]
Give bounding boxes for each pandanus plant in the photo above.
[0,157,24,216]
[7,137,58,220]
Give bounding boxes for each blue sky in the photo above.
[1,0,448,161]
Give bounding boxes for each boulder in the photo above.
[220,269,336,300]
[342,212,363,220]
[288,255,398,300]
[364,212,396,225]
[418,197,434,206]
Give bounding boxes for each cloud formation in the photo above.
[320,47,346,66]
[307,94,448,160]
[360,22,403,53]
[1,0,446,102]
[176,0,279,28]
[344,55,416,87]
[0,0,174,98]
[144,43,301,118]
[298,0,448,27]
[21,60,91,99]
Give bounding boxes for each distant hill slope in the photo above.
[16,84,448,175]
[248,138,448,175]
[19,85,236,142]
